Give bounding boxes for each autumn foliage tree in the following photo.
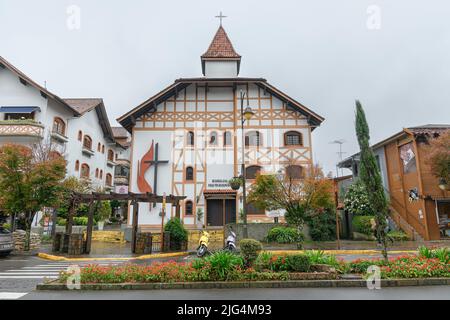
[247,164,335,233]
[425,130,450,185]
[0,144,66,250]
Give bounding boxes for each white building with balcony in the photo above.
[0,56,120,190]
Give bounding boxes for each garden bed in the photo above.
[39,246,450,290]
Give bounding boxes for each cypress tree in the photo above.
[355,100,389,260]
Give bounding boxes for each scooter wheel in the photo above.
[197,245,207,257]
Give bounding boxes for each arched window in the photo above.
[245,131,262,147]
[224,131,232,146]
[100,170,103,179]
[107,149,114,161]
[75,160,80,171]
[95,168,99,178]
[186,166,194,181]
[83,135,92,150]
[209,131,218,145]
[49,151,62,160]
[80,163,90,179]
[101,145,105,154]
[185,200,193,216]
[284,131,303,146]
[52,117,66,136]
[97,143,101,152]
[187,131,194,146]
[246,165,262,179]
[106,173,112,186]
[285,165,304,179]
[77,130,82,141]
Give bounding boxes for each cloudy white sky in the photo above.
[1,0,449,175]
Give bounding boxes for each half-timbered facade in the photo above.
[118,26,324,230]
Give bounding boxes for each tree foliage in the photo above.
[425,130,450,183]
[0,144,66,250]
[343,180,375,216]
[355,100,389,259]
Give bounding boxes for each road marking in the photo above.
[0,292,28,300]
[7,269,64,272]
[0,276,57,279]
[0,272,59,275]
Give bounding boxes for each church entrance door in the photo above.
[206,199,236,227]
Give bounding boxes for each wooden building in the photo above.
[117,25,324,231]
[339,125,450,240]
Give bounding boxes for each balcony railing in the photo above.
[0,120,44,138]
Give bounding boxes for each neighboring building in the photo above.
[0,56,119,190]
[339,125,450,240]
[112,126,131,193]
[118,25,324,231]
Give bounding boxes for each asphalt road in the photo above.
[19,286,450,300]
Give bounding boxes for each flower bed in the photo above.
[55,247,450,284]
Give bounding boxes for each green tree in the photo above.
[0,144,66,250]
[355,100,389,259]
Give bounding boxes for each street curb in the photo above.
[36,278,450,291]
[37,252,189,262]
[266,250,418,255]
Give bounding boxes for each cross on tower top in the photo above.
[215,11,227,26]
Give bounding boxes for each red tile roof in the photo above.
[201,26,241,59]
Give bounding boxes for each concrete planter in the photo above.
[37,277,450,291]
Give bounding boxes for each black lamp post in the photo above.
[240,90,254,239]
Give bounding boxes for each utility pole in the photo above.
[329,139,346,177]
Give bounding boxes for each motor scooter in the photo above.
[197,229,210,257]
[224,227,237,252]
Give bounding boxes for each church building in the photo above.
[118,25,324,231]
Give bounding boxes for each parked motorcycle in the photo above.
[224,228,237,252]
[197,229,210,257]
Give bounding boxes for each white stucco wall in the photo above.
[204,60,238,78]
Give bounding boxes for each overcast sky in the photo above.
[1,0,449,175]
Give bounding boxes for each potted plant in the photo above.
[229,176,242,190]
[95,201,111,231]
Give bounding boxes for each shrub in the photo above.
[380,256,450,278]
[254,251,274,271]
[203,251,244,280]
[352,215,374,236]
[164,217,188,243]
[56,218,67,226]
[418,246,449,263]
[285,254,310,272]
[73,217,88,226]
[239,239,262,267]
[307,208,336,241]
[387,230,409,242]
[2,223,11,231]
[266,226,304,244]
[304,250,339,267]
[343,181,375,216]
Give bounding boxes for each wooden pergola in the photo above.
[64,192,186,254]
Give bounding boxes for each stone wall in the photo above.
[226,223,312,242]
[12,230,41,251]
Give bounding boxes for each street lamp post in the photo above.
[240,90,254,239]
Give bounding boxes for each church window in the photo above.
[185,200,193,216]
[209,131,218,145]
[187,131,195,146]
[224,131,232,146]
[52,117,66,136]
[107,149,114,161]
[83,135,92,150]
[285,165,304,179]
[284,131,303,146]
[78,130,82,141]
[246,165,262,179]
[186,166,194,181]
[245,131,262,147]
[80,163,90,179]
[106,173,112,186]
